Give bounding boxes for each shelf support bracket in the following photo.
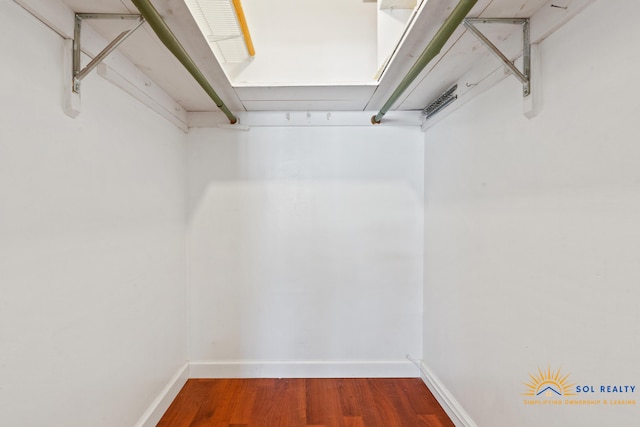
[463,18,531,97]
[72,13,145,94]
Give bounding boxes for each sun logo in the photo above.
[523,366,576,397]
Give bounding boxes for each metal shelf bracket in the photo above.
[72,13,145,94]
[463,18,531,97]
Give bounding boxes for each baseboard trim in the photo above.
[134,362,189,427]
[419,362,478,427]
[137,360,465,425]
[189,360,419,378]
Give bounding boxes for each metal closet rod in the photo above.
[372,0,478,124]
[131,0,238,124]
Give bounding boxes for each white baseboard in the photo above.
[134,363,189,427]
[137,360,466,425]
[189,360,419,378]
[419,362,478,427]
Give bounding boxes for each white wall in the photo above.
[423,1,640,426]
[222,0,378,84]
[0,3,187,426]
[187,126,424,374]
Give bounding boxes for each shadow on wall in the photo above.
[185,126,425,362]
[186,126,424,217]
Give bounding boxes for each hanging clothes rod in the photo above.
[131,0,238,124]
[372,0,478,124]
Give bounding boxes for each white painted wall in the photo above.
[222,0,378,84]
[187,126,424,374]
[423,1,640,426]
[0,3,187,426]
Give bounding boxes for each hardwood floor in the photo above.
[158,378,454,427]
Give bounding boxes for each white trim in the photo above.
[419,362,478,427]
[97,63,189,132]
[134,363,189,427]
[190,360,419,378]
[188,111,423,128]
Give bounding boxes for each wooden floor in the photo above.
[158,378,454,427]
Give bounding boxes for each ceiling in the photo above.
[54,0,584,114]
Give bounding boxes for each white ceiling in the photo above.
[56,0,582,114]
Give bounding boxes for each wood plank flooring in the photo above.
[158,378,454,427]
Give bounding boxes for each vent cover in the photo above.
[422,84,458,119]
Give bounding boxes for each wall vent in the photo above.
[421,84,458,119]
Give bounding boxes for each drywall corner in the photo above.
[420,362,478,427]
[135,363,190,427]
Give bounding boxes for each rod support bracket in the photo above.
[72,13,145,95]
[463,18,531,98]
